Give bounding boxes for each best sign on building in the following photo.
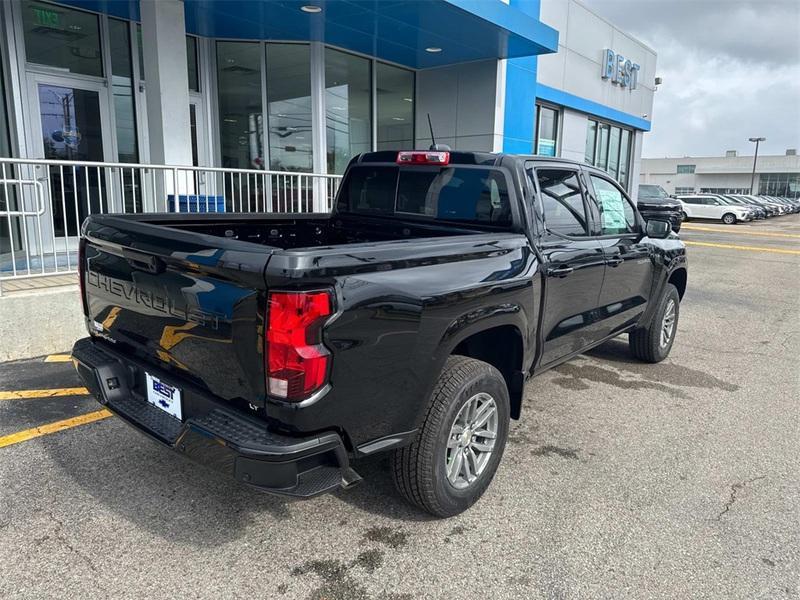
[0,0,656,195]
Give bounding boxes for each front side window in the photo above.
[590,175,636,235]
[22,1,103,77]
[534,168,588,237]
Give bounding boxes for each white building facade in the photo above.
[640,151,800,198]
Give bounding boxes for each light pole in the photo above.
[748,137,765,195]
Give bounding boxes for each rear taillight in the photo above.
[396,151,450,165]
[266,290,333,401]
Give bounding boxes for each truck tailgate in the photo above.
[81,215,274,404]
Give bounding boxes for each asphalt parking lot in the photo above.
[1,216,798,599]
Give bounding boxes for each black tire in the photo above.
[681,211,688,222]
[722,212,737,225]
[672,220,682,233]
[629,283,680,363]
[390,355,510,518]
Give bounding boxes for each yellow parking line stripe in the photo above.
[684,241,800,255]
[0,409,111,449]
[44,354,72,362]
[0,387,89,400]
[681,224,800,239]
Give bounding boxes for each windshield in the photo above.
[638,184,668,199]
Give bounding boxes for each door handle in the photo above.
[547,266,574,278]
[606,257,624,267]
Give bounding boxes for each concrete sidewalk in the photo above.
[0,283,84,361]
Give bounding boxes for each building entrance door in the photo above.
[28,73,113,257]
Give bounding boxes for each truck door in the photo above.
[528,165,607,367]
[585,172,653,336]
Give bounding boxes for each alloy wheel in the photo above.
[444,392,498,489]
[660,298,676,348]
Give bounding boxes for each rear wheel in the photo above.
[391,355,510,518]
[629,283,680,363]
[722,212,737,225]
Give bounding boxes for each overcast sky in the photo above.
[581,0,800,158]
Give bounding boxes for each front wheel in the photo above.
[722,213,737,225]
[629,283,680,363]
[391,355,510,518]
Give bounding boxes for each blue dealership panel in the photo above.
[60,0,558,69]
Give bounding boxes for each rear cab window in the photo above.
[336,164,514,228]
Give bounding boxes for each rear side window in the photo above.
[533,168,589,237]
[337,166,512,227]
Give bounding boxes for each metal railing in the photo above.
[0,157,341,290]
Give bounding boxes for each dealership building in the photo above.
[0,0,658,185]
[0,0,658,357]
[640,150,800,198]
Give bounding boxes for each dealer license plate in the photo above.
[145,373,182,420]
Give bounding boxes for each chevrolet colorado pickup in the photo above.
[72,150,687,517]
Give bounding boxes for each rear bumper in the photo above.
[71,337,360,498]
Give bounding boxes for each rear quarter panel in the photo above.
[264,234,540,448]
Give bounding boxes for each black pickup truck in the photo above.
[72,150,687,517]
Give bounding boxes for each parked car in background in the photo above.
[637,184,683,232]
[721,196,767,219]
[730,195,776,217]
[676,194,753,224]
[740,195,783,216]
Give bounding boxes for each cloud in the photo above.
[581,0,800,157]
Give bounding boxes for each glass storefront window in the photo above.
[187,36,199,92]
[536,105,558,156]
[216,41,263,169]
[22,1,103,77]
[325,48,371,174]
[108,19,138,163]
[607,126,621,179]
[586,118,633,190]
[619,129,631,188]
[759,173,800,198]
[266,43,312,172]
[596,123,610,170]
[136,24,144,79]
[376,62,414,151]
[585,120,596,165]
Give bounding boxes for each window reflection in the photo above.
[325,48,371,174]
[266,44,312,172]
[216,42,263,169]
[536,105,558,156]
[585,119,633,190]
[108,19,137,163]
[22,1,103,77]
[376,62,414,150]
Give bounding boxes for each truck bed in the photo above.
[117,212,493,251]
[80,210,528,422]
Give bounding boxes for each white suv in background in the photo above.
[676,195,753,224]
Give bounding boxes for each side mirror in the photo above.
[645,218,672,239]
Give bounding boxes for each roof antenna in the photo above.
[427,113,451,152]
